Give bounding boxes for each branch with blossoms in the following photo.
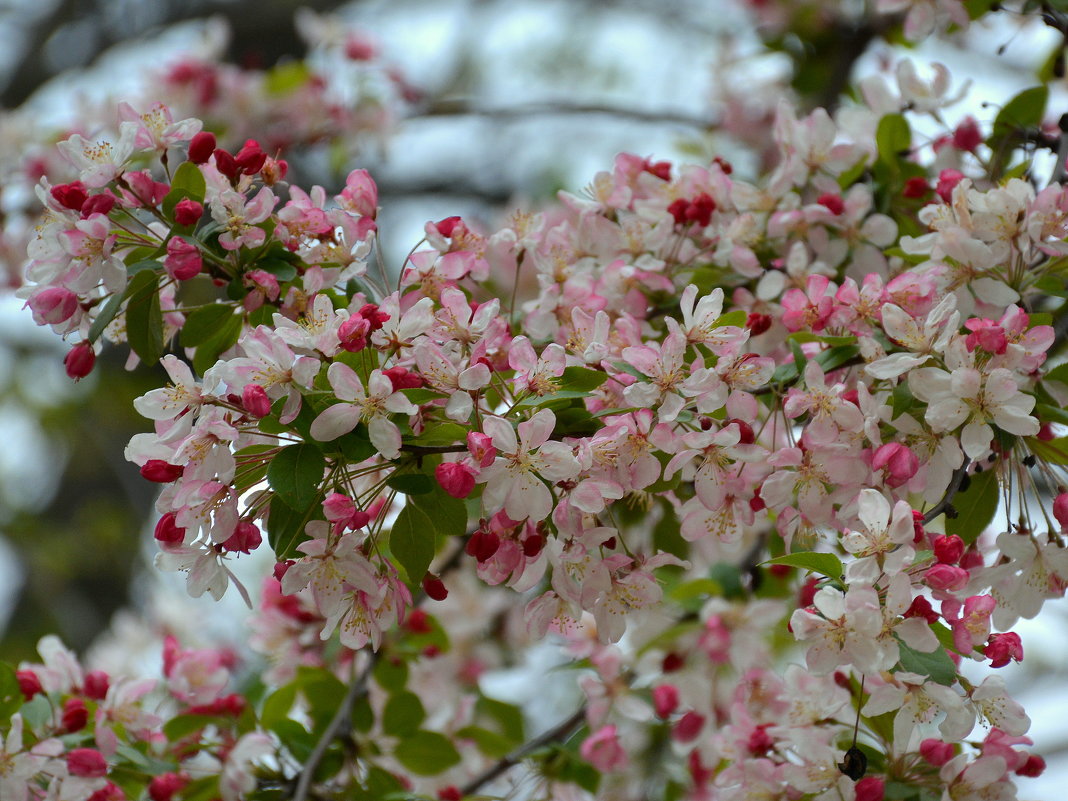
[8,2,1068,800]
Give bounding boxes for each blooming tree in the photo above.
[5,2,1068,800]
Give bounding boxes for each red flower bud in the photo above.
[141,460,184,483]
[82,193,116,217]
[235,139,267,174]
[1016,755,1046,777]
[920,738,954,766]
[986,631,1023,668]
[64,342,96,380]
[933,534,965,565]
[62,697,89,733]
[422,573,448,601]
[187,132,216,164]
[855,776,885,801]
[83,670,110,701]
[149,773,189,801]
[746,312,772,336]
[902,176,931,198]
[1054,492,1068,530]
[816,193,844,215]
[16,669,43,701]
[672,711,704,743]
[51,181,88,211]
[154,512,186,544]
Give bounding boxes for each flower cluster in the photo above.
[8,2,1068,800]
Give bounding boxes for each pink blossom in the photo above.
[580,725,628,772]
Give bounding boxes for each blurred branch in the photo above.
[412,98,719,130]
[1,0,348,108]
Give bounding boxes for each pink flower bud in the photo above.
[273,560,295,581]
[164,237,202,280]
[341,169,378,218]
[213,148,240,181]
[933,534,965,565]
[261,156,287,185]
[223,521,262,554]
[140,460,184,483]
[920,738,954,766]
[652,684,679,718]
[925,564,969,592]
[27,287,79,325]
[67,748,108,777]
[436,462,475,499]
[82,193,117,217]
[382,366,424,391]
[149,773,189,801]
[87,781,124,801]
[936,169,965,203]
[64,342,96,380]
[241,384,272,418]
[904,596,939,624]
[855,776,885,801]
[672,711,705,743]
[953,116,983,152]
[174,197,203,226]
[83,670,110,700]
[872,442,919,488]
[903,176,930,198]
[580,725,628,772]
[187,132,216,164]
[422,573,448,601]
[1054,492,1068,530]
[986,632,1024,668]
[467,431,496,467]
[435,216,462,238]
[338,314,371,352]
[154,512,186,544]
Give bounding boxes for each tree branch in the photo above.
[922,458,973,525]
[292,650,380,801]
[458,705,588,797]
[410,99,718,131]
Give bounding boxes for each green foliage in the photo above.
[393,730,462,775]
[267,443,326,512]
[764,552,844,580]
[124,269,165,366]
[945,468,999,545]
[390,504,436,582]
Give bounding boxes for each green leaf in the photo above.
[87,293,124,344]
[124,269,165,365]
[788,332,857,347]
[476,696,525,745]
[296,666,348,731]
[560,366,609,392]
[0,662,22,720]
[877,114,911,164]
[401,388,447,405]
[171,160,207,202]
[407,421,467,446]
[393,730,462,776]
[945,468,999,545]
[815,344,860,373]
[1027,436,1068,465]
[891,380,915,418]
[382,691,426,738]
[455,724,514,758]
[265,61,312,95]
[373,657,409,693]
[191,311,243,375]
[261,682,298,730]
[181,304,237,348]
[764,552,844,580]
[390,504,436,581]
[992,86,1048,140]
[267,443,326,512]
[712,309,748,328]
[896,640,957,686]
[266,496,320,560]
[516,390,593,408]
[385,473,434,495]
[411,485,468,539]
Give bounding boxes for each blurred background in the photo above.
[0,0,1066,795]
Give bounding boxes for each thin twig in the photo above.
[458,705,588,797]
[412,99,717,130]
[922,458,973,525]
[292,651,380,801]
